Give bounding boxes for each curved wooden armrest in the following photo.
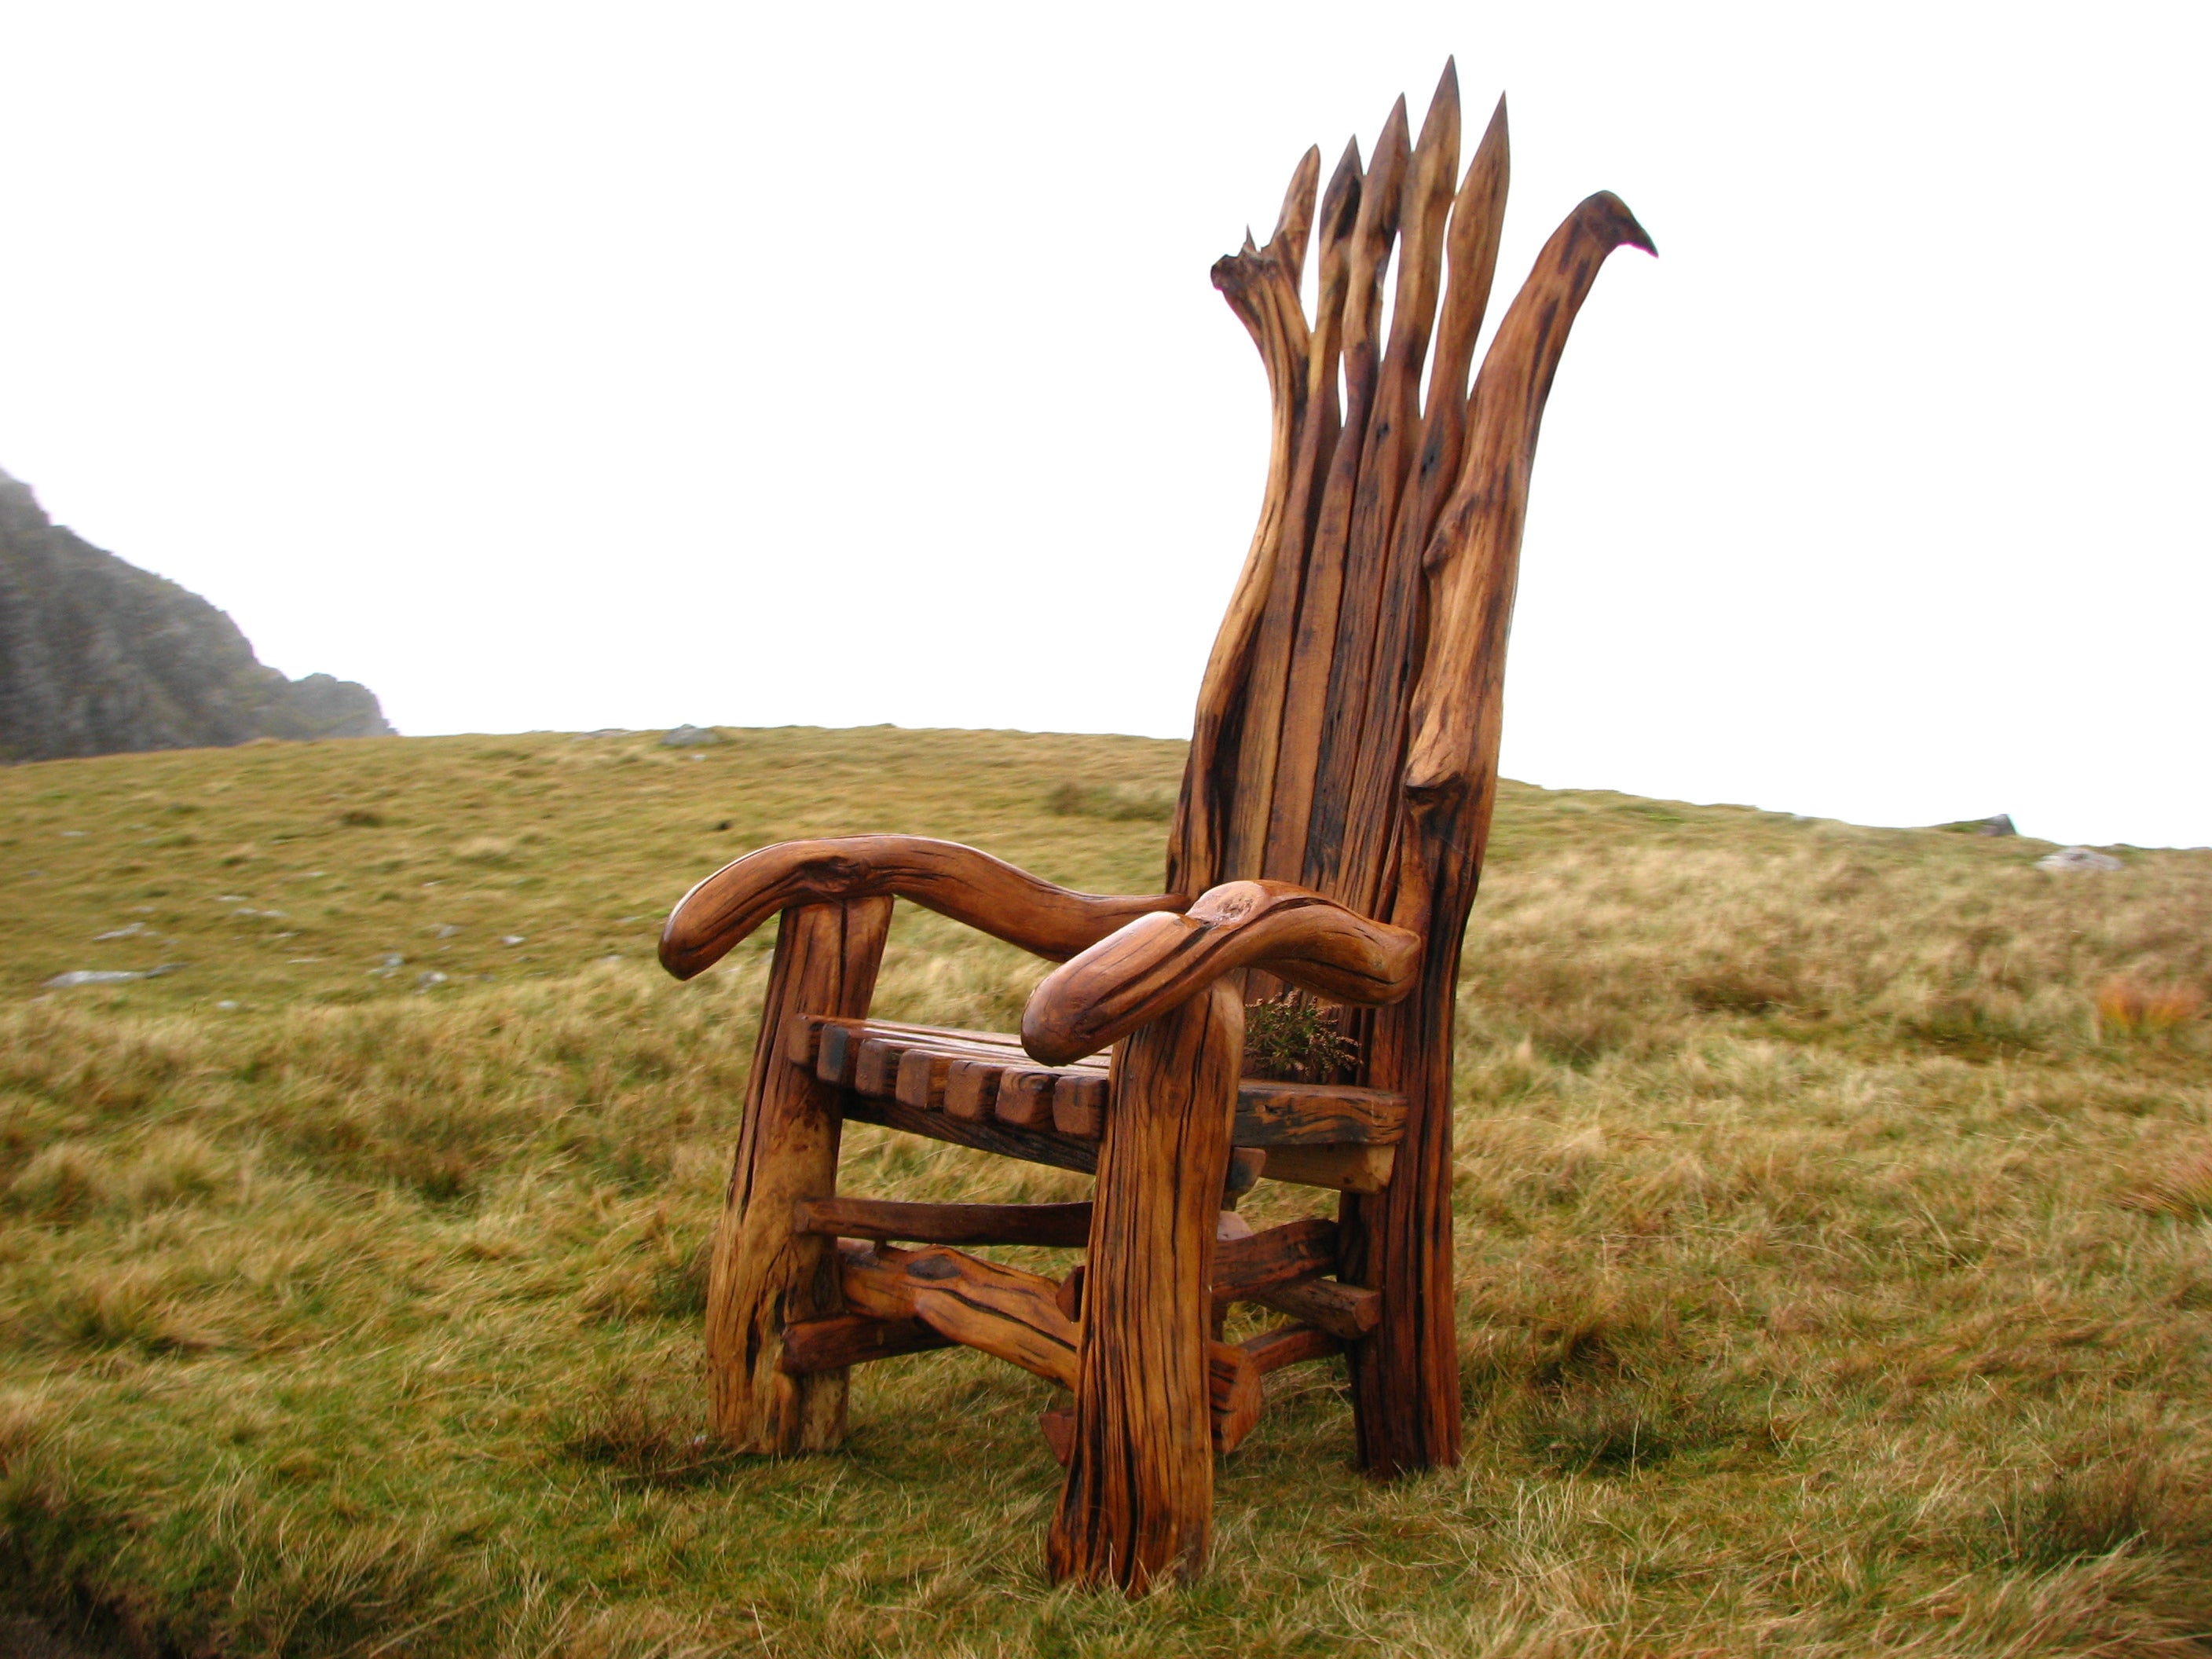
[658,834,1189,980]
[1020,880,1421,1065]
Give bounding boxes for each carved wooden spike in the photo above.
[1302,66,1459,909]
[704,897,892,1452]
[1309,71,1485,921]
[1048,980,1243,1590]
[1343,188,1656,1480]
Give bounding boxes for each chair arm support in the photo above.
[658,834,1189,980]
[1020,880,1422,1064]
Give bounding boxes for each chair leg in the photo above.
[704,896,894,1453]
[1339,987,1463,1478]
[1047,980,1242,1591]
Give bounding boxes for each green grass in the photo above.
[2,726,2210,1657]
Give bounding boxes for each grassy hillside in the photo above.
[1,727,2209,1658]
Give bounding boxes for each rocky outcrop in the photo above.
[0,466,391,763]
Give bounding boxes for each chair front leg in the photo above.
[1047,978,1243,1591]
[705,895,895,1452]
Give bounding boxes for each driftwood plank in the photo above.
[1051,1072,1108,1140]
[1214,1218,1339,1308]
[854,1037,906,1099]
[1253,1276,1380,1342]
[705,897,892,1453]
[815,1020,862,1090]
[943,1057,1002,1120]
[911,1276,1079,1386]
[994,1068,1057,1129]
[1242,1323,1341,1375]
[843,1093,1099,1177]
[780,1313,951,1375]
[793,1196,1093,1247]
[795,1014,1408,1148]
[1235,1082,1405,1145]
[1261,1144,1396,1193]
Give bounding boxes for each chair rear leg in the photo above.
[705,896,894,1453]
[1339,986,1463,1478]
[1047,980,1243,1591]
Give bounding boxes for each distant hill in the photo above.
[0,464,390,763]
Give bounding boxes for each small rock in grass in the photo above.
[93,923,146,940]
[416,970,448,988]
[433,924,461,939]
[2038,846,2124,872]
[660,724,721,748]
[500,935,526,946]
[47,969,145,987]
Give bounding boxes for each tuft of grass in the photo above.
[2097,977,2204,1042]
[1242,991,1358,1082]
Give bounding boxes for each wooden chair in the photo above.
[657,63,1651,1591]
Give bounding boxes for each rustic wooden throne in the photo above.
[658,64,1650,1591]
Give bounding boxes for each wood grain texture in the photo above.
[1342,185,1655,1479]
[1051,1072,1109,1139]
[807,1015,1401,1147]
[943,1057,1002,1121]
[994,1068,1057,1129]
[1252,1276,1380,1341]
[1213,1218,1339,1308]
[1234,1082,1405,1145]
[703,897,892,1452]
[1023,879,1419,1065]
[1262,1143,1396,1192]
[661,836,1185,980]
[1242,1323,1341,1375]
[779,1313,951,1375]
[842,1093,1098,1178]
[793,1196,1093,1247]
[1048,979,1243,1589]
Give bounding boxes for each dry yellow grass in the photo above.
[0,727,2208,1656]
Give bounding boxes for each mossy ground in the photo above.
[1,727,2209,1657]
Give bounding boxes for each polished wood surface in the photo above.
[1022,879,1419,1065]
[661,834,1185,980]
[779,1313,950,1375]
[792,1196,1094,1247]
[1242,1323,1341,1375]
[788,1012,1407,1158]
[1049,980,1243,1588]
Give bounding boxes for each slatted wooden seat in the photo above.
[657,62,1650,1591]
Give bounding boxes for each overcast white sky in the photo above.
[3,2,2206,846]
